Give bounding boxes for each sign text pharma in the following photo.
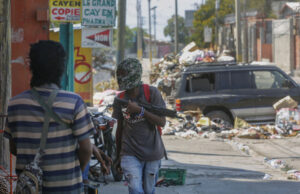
[82,0,116,26]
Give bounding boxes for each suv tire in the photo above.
[206,111,233,128]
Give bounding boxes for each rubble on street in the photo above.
[162,115,299,140]
[149,42,218,99]
[162,95,300,140]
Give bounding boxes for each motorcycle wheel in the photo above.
[110,144,123,182]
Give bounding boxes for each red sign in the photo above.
[75,62,92,84]
[86,30,110,47]
[82,28,113,48]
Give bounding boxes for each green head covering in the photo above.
[116,58,143,90]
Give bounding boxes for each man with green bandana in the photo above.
[112,58,166,194]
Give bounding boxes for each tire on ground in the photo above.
[206,111,233,128]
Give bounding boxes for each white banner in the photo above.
[82,0,116,26]
[82,28,113,48]
[204,27,212,43]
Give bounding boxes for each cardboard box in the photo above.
[273,96,298,111]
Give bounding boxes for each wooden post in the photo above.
[0,0,12,168]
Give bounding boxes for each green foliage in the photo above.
[244,0,274,18]
[192,0,234,48]
[163,15,189,44]
[191,0,279,47]
[113,26,135,49]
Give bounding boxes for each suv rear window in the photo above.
[186,73,215,92]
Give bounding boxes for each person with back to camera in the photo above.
[4,40,94,194]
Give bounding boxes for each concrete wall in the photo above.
[295,18,300,70]
[272,19,294,73]
[296,35,300,70]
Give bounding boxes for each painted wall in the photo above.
[272,19,294,73]
[11,0,49,96]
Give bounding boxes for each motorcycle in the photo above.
[89,105,123,182]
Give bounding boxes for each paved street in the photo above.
[98,136,300,194]
[237,137,300,171]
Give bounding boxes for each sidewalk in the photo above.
[231,135,300,174]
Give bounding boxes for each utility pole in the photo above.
[136,0,143,60]
[242,0,248,62]
[148,0,152,64]
[215,0,220,51]
[235,0,242,62]
[0,0,11,168]
[117,0,127,64]
[174,0,179,54]
[151,6,157,42]
[151,6,157,58]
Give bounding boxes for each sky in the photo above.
[125,0,204,41]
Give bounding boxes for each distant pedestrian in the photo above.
[4,40,94,193]
[113,58,167,194]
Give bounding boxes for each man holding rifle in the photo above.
[113,58,166,194]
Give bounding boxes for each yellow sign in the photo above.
[50,29,93,105]
[49,0,81,22]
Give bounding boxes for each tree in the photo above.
[243,0,275,18]
[113,25,135,50]
[164,15,189,44]
[191,0,280,48]
[192,0,235,48]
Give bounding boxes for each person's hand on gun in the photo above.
[126,100,141,114]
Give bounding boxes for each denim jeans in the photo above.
[82,162,90,181]
[121,155,161,194]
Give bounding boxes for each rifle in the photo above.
[114,97,182,119]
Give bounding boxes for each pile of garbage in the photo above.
[94,79,118,93]
[162,96,300,140]
[150,42,217,99]
[93,89,119,106]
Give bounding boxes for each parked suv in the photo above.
[174,62,300,126]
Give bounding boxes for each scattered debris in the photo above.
[275,108,300,132]
[237,143,250,155]
[287,170,300,180]
[175,130,198,139]
[263,174,272,180]
[264,158,287,169]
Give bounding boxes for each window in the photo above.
[231,71,252,89]
[253,70,292,89]
[185,73,215,92]
[217,72,230,90]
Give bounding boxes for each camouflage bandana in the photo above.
[116,58,143,90]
